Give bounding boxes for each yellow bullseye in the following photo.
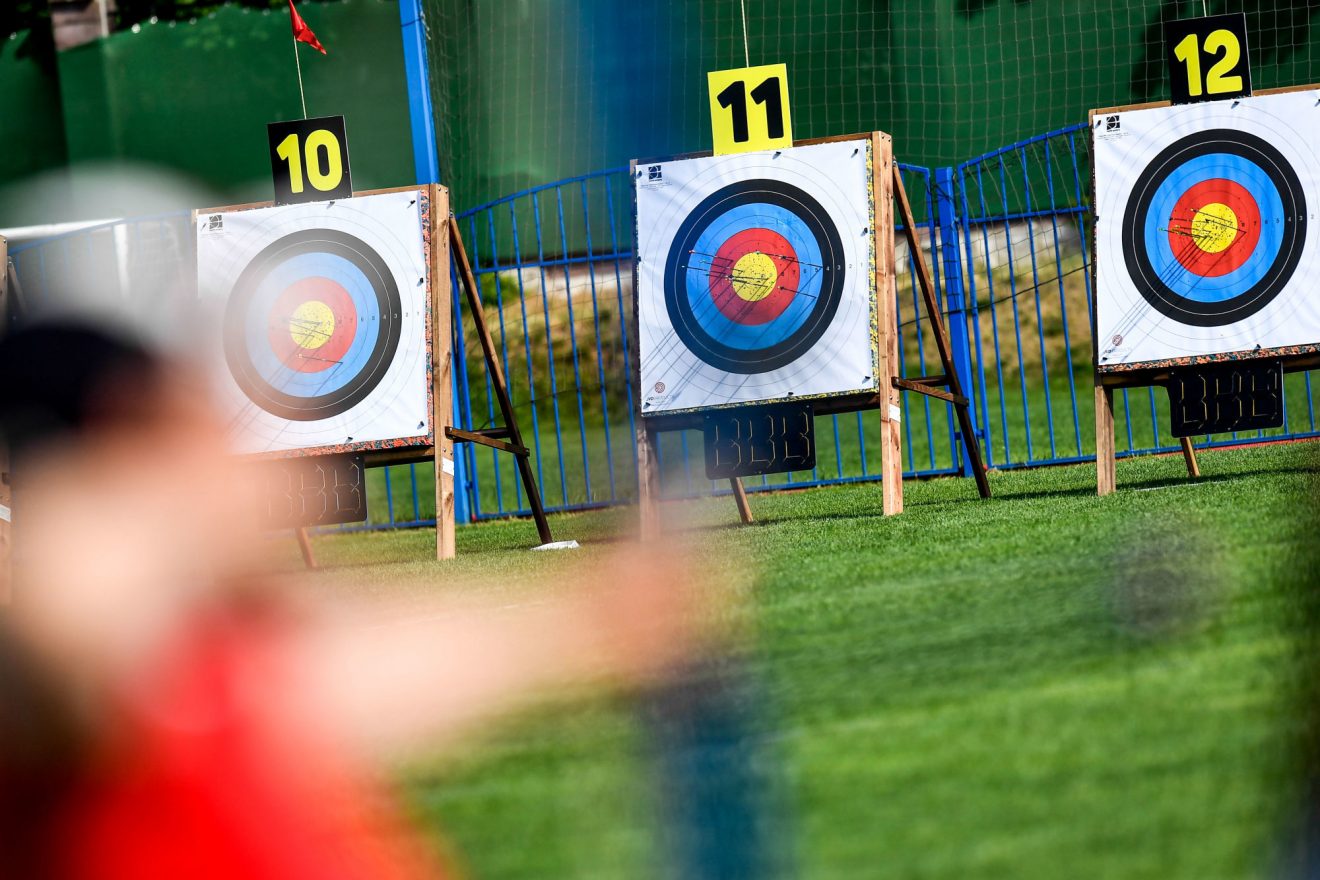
[731,252,778,302]
[1191,202,1239,253]
[289,300,335,350]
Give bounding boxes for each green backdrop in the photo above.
[54,0,413,207]
[0,31,67,193]
[6,1,1320,225]
[423,0,1320,211]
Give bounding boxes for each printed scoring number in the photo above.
[277,129,343,195]
[267,116,354,205]
[707,64,794,155]
[1165,13,1251,105]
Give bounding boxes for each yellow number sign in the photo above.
[708,64,793,155]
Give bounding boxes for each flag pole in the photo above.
[292,37,308,119]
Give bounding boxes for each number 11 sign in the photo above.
[707,63,794,155]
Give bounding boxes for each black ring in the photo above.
[1121,129,1306,327]
[224,229,403,421]
[663,181,846,374]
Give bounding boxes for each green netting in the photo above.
[420,0,1320,212]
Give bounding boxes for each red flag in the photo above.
[287,0,326,54]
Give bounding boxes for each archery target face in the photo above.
[1094,91,1320,368]
[635,139,877,413]
[197,191,430,455]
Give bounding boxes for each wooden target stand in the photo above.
[634,132,991,537]
[198,185,551,563]
[1088,85,1320,495]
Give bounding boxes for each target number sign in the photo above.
[707,64,793,156]
[268,116,354,205]
[1165,13,1251,105]
[703,402,815,479]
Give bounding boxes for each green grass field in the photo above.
[306,440,1318,879]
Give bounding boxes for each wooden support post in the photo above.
[1179,436,1201,479]
[448,216,553,545]
[892,161,992,502]
[295,527,318,570]
[873,135,904,515]
[431,186,457,560]
[637,421,662,541]
[730,478,754,524]
[1095,379,1116,496]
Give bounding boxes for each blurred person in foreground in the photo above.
[0,322,715,880]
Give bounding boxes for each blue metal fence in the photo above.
[9,125,1320,529]
[957,123,1320,474]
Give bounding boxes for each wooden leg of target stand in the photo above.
[1179,436,1201,479]
[295,528,318,570]
[432,189,457,560]
[1095,381,1117,497]
[876,137,904,515]
[638,421,662,542]
[730,478,754,524]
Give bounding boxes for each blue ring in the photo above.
[683,203,822,349]
[223,229,403,421]
[1121,129,1306,327]
[1141,153,1283,302]
[244,253,380,397]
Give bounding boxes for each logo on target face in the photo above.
[1121,129,1307,327]
[223,229,404,421]
[662,179,846,374]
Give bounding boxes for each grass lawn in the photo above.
[303,440,1319,879]
[365,364,1320,526]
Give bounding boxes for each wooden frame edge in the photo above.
[1089,81,1320,121]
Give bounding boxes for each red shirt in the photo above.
[52,615,454,880]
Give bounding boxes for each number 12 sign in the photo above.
[708,63,794,155]
[1164,13,1251,105]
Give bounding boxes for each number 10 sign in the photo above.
[267,115,355,205]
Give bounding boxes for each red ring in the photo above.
[707,228,800,325]
[267,278,358,373]
[1166,178,1261,277]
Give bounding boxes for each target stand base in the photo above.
[1095,370,1201,496]
[195,185,553,562]
[631,134,991,537]
[1087,86,1320,497]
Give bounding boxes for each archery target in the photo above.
[1094,91,1320,368]
[636,139,876,414]
[197,191,430,455]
